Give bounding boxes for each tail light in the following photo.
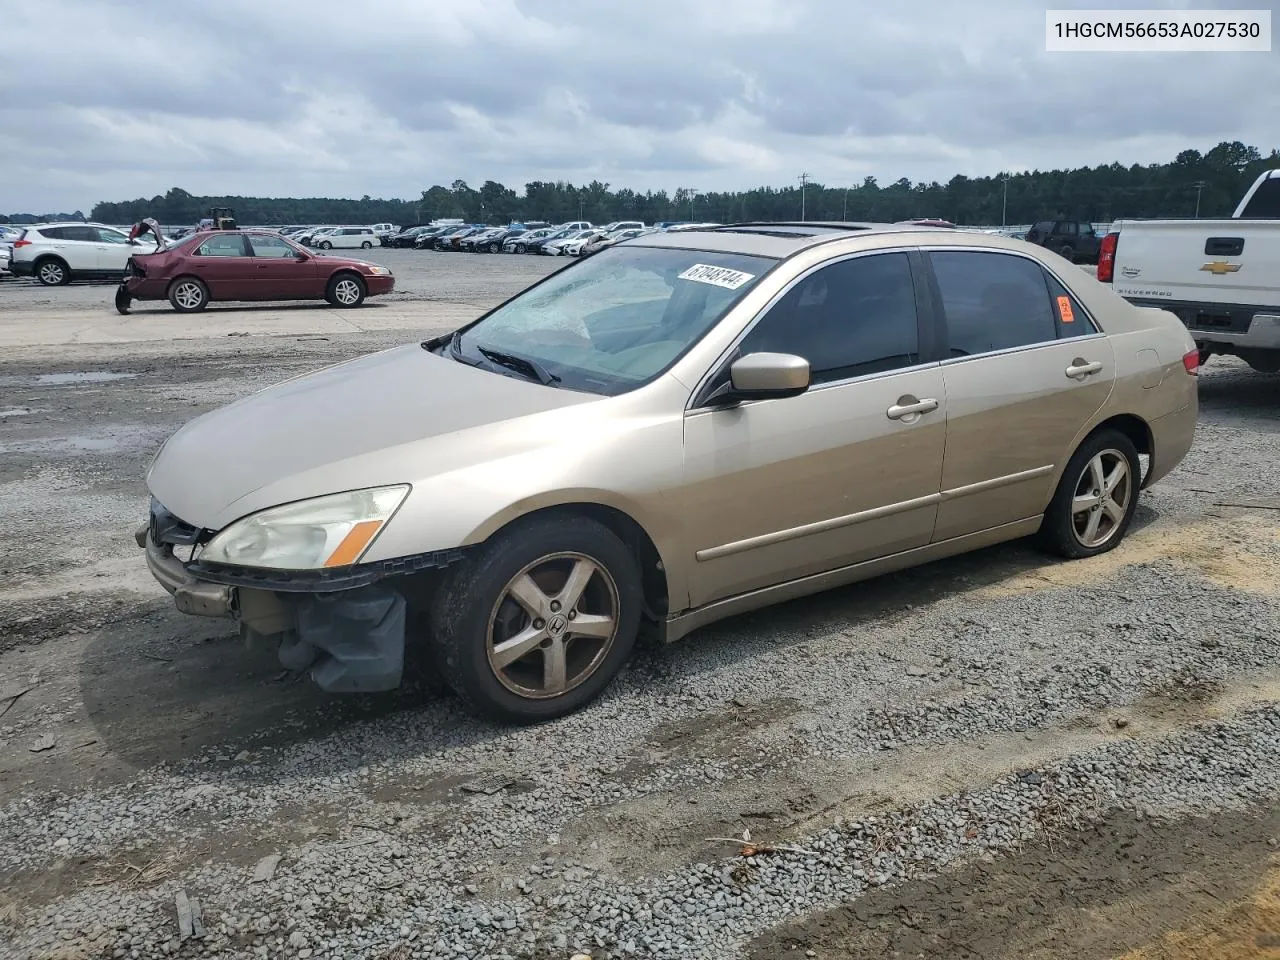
[1097,231,1118,282]
[1182,348,1201,376]
[12,239,31,248]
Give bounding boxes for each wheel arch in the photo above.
[166,274,208,297]
[1078,413,1153,485]
[467,500,673,622]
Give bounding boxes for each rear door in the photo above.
[923,248,1115,541]
[246,232,316,299]
[90,226,134,272]
[55,226,100,272]
[190,233,255,299]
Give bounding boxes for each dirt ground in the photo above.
[2,249,1280,959]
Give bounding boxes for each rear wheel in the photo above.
[1058,243,1077,263]
[319,240,332,250]
[1037,428,1140,559]
[429,514,642,723]
[168,277,209,312]
[114,284,132,315]
[326,272,366,308]
[35,257,69,286]
[361,240,373,249]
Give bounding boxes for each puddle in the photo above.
[34,372,138,385]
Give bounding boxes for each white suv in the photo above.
[9,222,158,285]
[313,226,378,250]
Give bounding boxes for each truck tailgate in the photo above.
[1111,219,1280,308]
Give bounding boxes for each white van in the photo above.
[313,226,378,250]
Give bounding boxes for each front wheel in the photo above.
[1037,429,1140,559]
[326,272,366,308]
[168,277,209,313]
[1058,243,1077,263]
[429,514,642,723]
[515,243,526,254]
[488,242,499,253]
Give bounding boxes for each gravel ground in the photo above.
[1,250,1280,960]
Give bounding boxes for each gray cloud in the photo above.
[2,0,1277,212]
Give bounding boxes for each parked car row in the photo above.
[385,220,689,258]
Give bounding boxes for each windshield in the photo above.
[453,244,776,396]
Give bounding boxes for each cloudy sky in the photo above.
[2,0,1277,212]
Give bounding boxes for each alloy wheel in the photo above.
[333,278,361,305]
[1071,449,1131,548]
[37,261,66,285]
[486,552,620,699]
[173,281,205,309]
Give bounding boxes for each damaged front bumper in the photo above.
[135,501,463,694]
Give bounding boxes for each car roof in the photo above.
[628,221,1046,260]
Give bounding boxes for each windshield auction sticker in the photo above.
[678,264,756,290]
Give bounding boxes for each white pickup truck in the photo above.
[1099,168,1280,371]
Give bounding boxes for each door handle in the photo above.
[1065,359,1102,379]
[886,396,939,421]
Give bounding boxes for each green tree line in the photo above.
[5,140,1275,228]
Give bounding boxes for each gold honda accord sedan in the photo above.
[138,222,1199,721]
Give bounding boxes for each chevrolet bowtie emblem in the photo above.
[1201,260,1241,275]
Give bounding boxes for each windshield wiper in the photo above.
[447,329,484,366]
[474,344,561,386]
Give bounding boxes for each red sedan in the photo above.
[114,228,395,314]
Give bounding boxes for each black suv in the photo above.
[1023,220,1101,264]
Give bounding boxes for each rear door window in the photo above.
[929,251,1058,356]
[196,234,249,257]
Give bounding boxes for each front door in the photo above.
[923,249,1116,541]
[681,250,947,609]
[245,233,316,299]
[190,233,256,299]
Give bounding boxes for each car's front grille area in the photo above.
[149,498,202,546]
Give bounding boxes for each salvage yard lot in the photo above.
[2,249,1280,959]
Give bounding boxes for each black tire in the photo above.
[361,240,373,249]
[515,243,527,254]
[319,240,332,250]
[1037,428,1141,559]
[1058,243,1077,263]
[488,242,500,253]
[34,257,70,286]
[114,284,132,315]
[325,271,366,308]
[429,514,643,723]
[167,277,209,313]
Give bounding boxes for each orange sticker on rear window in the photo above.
[1057,295,1075,323]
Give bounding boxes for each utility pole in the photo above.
[1193,180,1207,218]
[843,187,851,220]
[578,197,585,220]
[1001,174,1010,227]
[688,188,696,220]
[798,172,810,221]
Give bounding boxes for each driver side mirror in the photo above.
[295,252,310,261]
[703,352,811,406]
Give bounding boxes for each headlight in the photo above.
[365,265,391,276]
[200,485,409,570]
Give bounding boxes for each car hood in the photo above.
[146,343,597,530]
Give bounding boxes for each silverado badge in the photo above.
[1200,261,1241,276]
